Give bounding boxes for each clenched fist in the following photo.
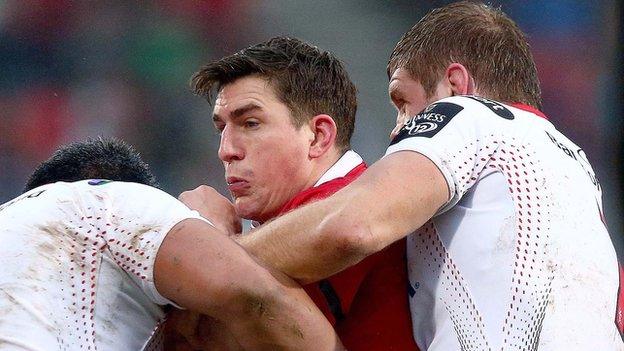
[179,185,242,235]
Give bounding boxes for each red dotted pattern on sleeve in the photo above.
[55,209,162,350]
[55,209,107,350]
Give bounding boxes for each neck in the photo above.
[252,147,346,225]
[303,147,345,190]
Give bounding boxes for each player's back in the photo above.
[508,101,620,349]
[0,181,196,350]
[515,105,620,349]
[388,96,622,350]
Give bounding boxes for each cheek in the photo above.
[406,102,426,118]
[249,138,308,180]
[268,150,307,179]
[403,90,430,116]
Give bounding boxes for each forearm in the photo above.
[236,189,377,284]
[155,219,342,350]
[167,279,342,351]
[237,151,448,284]
[224,269,343,350]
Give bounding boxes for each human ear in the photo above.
[308,114,337,159]
[445,63,475,96]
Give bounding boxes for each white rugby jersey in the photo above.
[0,180,204,351]
[386,95,622,350]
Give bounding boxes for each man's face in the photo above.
[212,76,314,222]
[388,68,450,139]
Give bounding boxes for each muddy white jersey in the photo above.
[0,180,205,351]
[386,96,622,350]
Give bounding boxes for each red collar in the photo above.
[510,102,548,120]
[276,162,367,216]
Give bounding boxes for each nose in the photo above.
[218,126,244,163]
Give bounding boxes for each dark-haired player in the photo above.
[0,138,341,351]
[178,36,416,350]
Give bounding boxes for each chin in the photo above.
[234,197,279,223]
[234,202,260,222]
[236,206,275,224]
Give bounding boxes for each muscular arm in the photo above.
[237,151,449,284]
[154,218,342,351]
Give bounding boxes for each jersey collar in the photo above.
[510,102,548,120]
[314,150,364,187]
[249,150,364,229]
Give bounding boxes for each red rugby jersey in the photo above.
[276,155,418,350]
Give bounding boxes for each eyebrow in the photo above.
[212,103,263,123]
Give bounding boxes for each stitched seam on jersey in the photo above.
[428,221,492,351]
[488,141,554,351]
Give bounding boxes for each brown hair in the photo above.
[192,36,357,151]
[388,1,542,109]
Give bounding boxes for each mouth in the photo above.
[226,176,250,195]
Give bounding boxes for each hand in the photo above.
[179,185,242,235]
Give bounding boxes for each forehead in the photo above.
[214,76,282,114]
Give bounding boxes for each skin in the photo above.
[178,64,477,284]
[154,217,344,350]
[166,75,346,349]
[388,65,475,139]
[216,63,479,283]
[164,64,475,348]
[178,185,241,235]
[165,312,244,350]
[212,75,341,223]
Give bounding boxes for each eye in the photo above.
[213,122,225,135]
[244,119,260,129]
[390,92,406,112]
[393,100,409,116]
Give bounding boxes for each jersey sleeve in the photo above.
[90,182,211,306]
[385,96,513,214]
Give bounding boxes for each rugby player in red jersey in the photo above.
[172,37,418,350]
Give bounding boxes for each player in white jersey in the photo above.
[180,2,623,350]
[0,138,341,351]
[385,95,620,350]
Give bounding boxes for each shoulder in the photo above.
[431,95,516,121]
[390,95,513,147]
[60,181,189,223]
[68,180,172,202]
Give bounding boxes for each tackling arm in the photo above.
[237,151,449,284]
[154,218,343,351]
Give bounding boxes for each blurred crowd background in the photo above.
[0,1,622,253]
